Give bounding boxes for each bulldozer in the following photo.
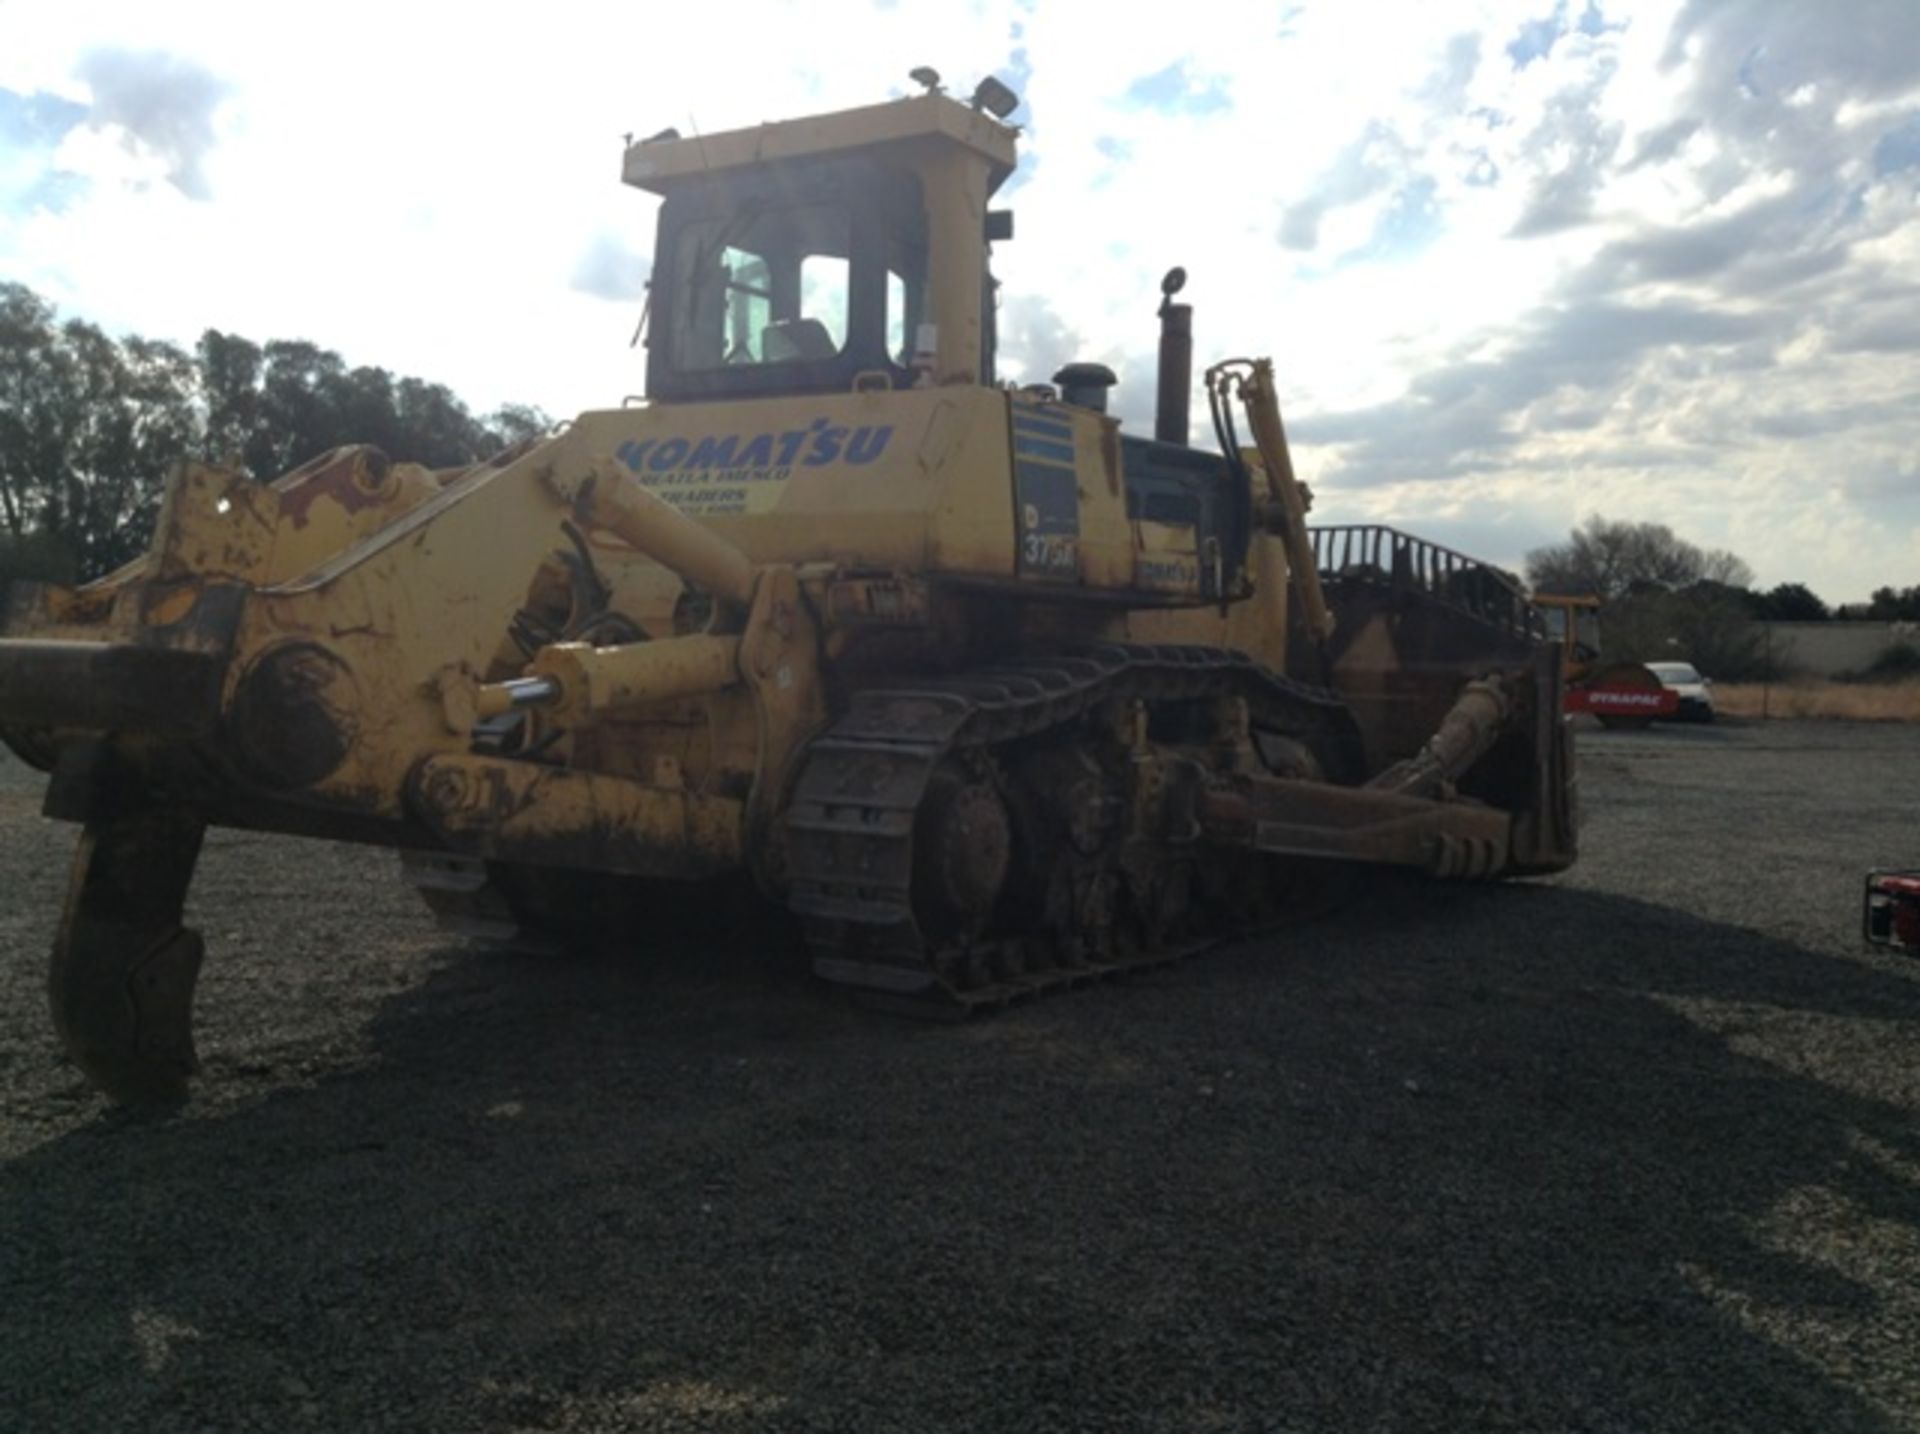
[0,76,1576,1105]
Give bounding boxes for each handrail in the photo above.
[1307,524,1545,642]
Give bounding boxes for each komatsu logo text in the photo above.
[615,422,894,516]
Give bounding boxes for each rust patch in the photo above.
[140,582,201,628]
[274,446,393,530]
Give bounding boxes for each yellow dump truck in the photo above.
[0,78,1576,1104]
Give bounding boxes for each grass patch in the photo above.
[1713,679,1920,721]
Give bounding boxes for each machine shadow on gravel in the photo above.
[3,881,1916,1432]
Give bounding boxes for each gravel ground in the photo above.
[3,720,1918,1432]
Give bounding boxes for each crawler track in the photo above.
[784,643,1360,1010]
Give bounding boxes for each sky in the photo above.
[1,0,1916,603]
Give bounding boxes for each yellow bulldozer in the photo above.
[0,77,1576,1104]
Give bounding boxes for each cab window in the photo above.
[648,158,929,400]
[886,240,927,364]
[672,205,852,371]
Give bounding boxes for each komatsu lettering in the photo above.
[616,420,894,478]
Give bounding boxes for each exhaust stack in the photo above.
[1155,266,1192,445]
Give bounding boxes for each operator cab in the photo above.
[649,158,930,400]
[622,84,1247,600]
[1536,597,1602,665]
[625,91,1017,403]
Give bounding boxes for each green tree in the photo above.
[250,339,348,478]
[1525,516,1752,601]
[1754,582,1830,621]
[1866,585,1920,621]
[83,333,198,572]
[6,315,188,575]
[1,283,551,579]
[394,376,489,468]
[196,328,263,467]
[1595,583,1769,679]
[331,365,405,459]
[483,403,551,452]
[1667,581,1768,677]
[0,283,71,544]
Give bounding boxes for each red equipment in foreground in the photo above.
[1865,872,1920,952]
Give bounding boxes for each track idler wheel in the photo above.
[48,807,207,1106]
[912,768,1012,943]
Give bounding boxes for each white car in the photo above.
[1645,661,1715,722]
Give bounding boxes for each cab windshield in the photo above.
[673,205,853,371]
[1539,604,1601,658]
[648,158,929,400]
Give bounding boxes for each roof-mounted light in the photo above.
[970,75,1020,119]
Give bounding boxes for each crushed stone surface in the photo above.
[2,719,1917,1431]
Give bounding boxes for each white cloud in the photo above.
[1,0,1916,603]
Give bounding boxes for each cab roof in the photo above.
[621,92,1018,196]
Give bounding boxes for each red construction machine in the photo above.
[1865,873,1920,952]
[1533,593,1678,729]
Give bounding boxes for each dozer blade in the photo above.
[48,805,208,1106]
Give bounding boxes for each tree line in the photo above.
[1526,516,1914,679]
[0,282,549,582]
[2,283,1905,676]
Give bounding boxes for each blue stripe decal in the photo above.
[1012,413,1075,439]
[1013,426,1074,448]
[1014,435,1077,465]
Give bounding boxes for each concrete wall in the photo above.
[1760,621,1919,678]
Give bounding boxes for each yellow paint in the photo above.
[0,89,1368,872]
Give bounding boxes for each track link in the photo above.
[784,643,1358,1012]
